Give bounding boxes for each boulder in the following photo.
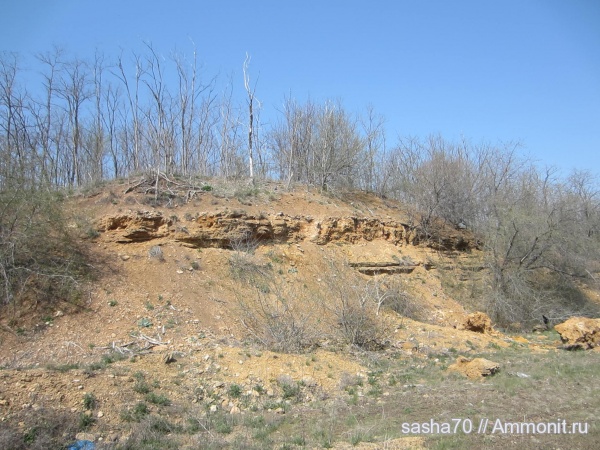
[462,312,493,334]
[554,317,600,350]
[447,356,500,379]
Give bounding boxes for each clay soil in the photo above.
[0,179,598,449]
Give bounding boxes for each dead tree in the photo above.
[243,53,259,181]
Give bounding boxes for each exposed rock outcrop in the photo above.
[313,217,412,245]
[348,261,417,275]
[95,210,479,253]
[96,210,172,243]
[174,211,307,248]
[554,317,600,350]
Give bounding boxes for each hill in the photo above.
[0,179,598,449]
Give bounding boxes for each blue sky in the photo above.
[1,0,599,174]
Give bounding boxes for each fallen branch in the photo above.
[124,177,147,194]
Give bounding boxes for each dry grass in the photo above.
[0,406,81,450]
[1,340,597,449]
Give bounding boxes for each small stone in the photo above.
[97,411,104,418]
[76,432,96,442]
[121,255,130,261]
[210,405,218,412]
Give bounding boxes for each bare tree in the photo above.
[101,82,122,178]
[33,47,65,186]
[113,50,144,173]
[313,100,364,191]
[56,57,91,186]
[142,42,176,173]
[87,50,107,183]
[0,52,26,187]
[360,105,386,193]
[243,53,259,180]
[270,95,317,186]
[218,79,244,178]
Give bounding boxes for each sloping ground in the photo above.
[1,181,484,365]
[0,180,597,449]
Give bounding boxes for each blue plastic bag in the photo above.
[67,440,96,450]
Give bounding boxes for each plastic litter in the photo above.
[67,440,96,450]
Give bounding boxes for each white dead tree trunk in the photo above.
[243,53,259,181]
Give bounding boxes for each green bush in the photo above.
[228,384,243,398]
[145,392,171,406]
[0,189,91,316]
[83,393,97,410]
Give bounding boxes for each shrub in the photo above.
[277,375,301,401]
[118,415,180,449]
[236,281,318,353]
[228,235,268,283]
[145,392,171,406]
[334,296,384,349]
[78,412,96,430]
[1,407,80,450]
[83,393,97,410]
[121,402,150,422]
[0,189,92,317]
[324,263,388,350]
[228,384,242,398]
[385,288,427,321]
[134,380,152,394]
